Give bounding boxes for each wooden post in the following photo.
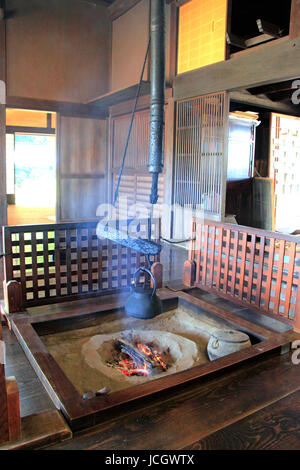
[6,377,21,442]
[183,260,196,287]
[3,280,23,313]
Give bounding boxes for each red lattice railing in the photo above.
[185,219,300,330]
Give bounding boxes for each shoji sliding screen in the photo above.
[172,91,229,238]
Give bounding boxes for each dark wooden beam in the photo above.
[6,96,108,119]
[266,90,294,102]
[174,36,300,101]
[85,81,151,107]
[248,79,296,96]
[230,90,300,117]
[6,126,55,135]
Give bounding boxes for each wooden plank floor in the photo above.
[49,351,300,450]
[185,390,300,450]
[3,325,55,418]
[2,289,300,450]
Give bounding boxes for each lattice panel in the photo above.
[270,113,300,232]
[190,220,300,325]
[3,219,160,307]
[112,110,150,171]
[113,173,165,221]
[174,92,227,217]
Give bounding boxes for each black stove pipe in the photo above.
[149,0,166,205]
[96,0,166,257]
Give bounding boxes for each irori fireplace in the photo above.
[11,290,297,431]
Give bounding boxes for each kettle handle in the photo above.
[133,267,156,298]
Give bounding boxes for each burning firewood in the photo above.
[106,339,168,377]
[117,340,154,368]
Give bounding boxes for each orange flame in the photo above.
[137,343,167,371]
[116,343,167,377]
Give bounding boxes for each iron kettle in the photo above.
[125,267,162,319]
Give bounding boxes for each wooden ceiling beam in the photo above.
[266,89,295,102]
[6,96,108,119]
[248,80,297,96]
[174,36,300,101]
[85,81,151,106]
[230,90,300,117]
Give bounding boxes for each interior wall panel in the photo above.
[111,0,171,91]
[5,0,111,102]
[57,115,107,222]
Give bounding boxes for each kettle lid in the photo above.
[210,329,250,344]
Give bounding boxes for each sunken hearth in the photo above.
[41,305,210,396]
[81,326,199,392]
[11,292,296,431]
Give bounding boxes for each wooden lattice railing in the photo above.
[2,218,160,311]
[184,219,300,331]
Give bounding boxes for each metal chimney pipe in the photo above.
[148,0,166,205]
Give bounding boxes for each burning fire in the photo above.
[115,343,167,377]
[137,343,167,371]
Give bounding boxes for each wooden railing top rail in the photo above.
[192,218,300,244]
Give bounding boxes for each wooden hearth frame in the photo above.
[9,289,299,432]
